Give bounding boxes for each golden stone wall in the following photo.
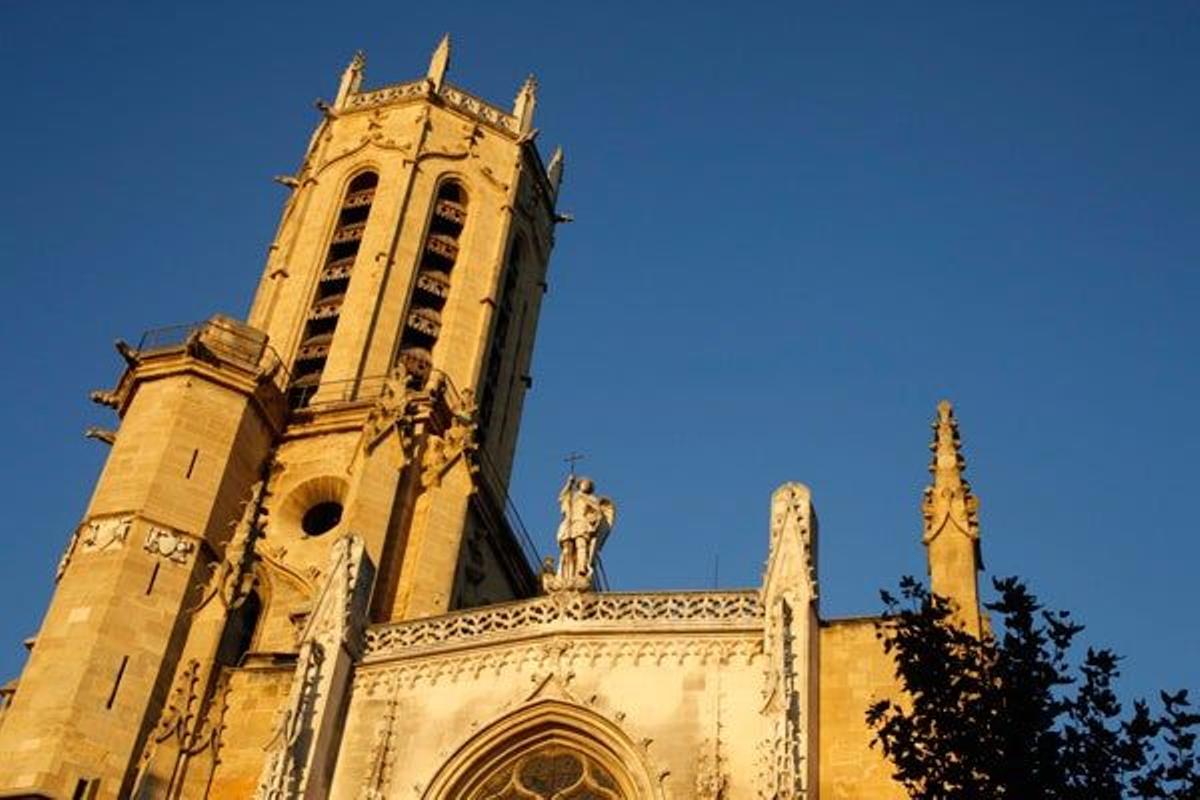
[818,619,906,800]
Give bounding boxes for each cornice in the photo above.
[363,590,763,664]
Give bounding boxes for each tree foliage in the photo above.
[867,576,1200,799]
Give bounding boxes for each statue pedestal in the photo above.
[541,572,592,594]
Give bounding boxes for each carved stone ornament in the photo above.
[144,526,196,564]
[131,659,231,797]
[256,640,325,800]
[696,683,728,799]
[359,695,399,800]
[420,416,477,488]
[193,480,267,612]
[256,536,375,800]
[79,515,132,553]
[361,367,415,457]
[696,742,728,800]
[768,483,817,599]
[364,591,761,658]
[357,636,763,694]
[758,596,805,800]
[55,528,81,581]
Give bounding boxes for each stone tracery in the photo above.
[470,745,624,800]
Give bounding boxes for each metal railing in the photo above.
[135,318,291,390]
[435,371,544,573]
[286,373,394,411]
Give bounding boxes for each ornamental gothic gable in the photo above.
[0,38,984,800]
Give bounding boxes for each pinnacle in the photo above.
[428,34,452,86]
[929,399,967,489]
[922,399,980,543]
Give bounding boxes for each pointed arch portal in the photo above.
[423,700,662,800]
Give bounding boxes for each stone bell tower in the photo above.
[0,37,564,799]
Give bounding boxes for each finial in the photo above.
[334,50,367,109]
[922,400,979,544]
[428,34,451,90]
[547,145,565,196]
[514,73,538,134]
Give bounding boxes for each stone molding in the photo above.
[363,591,763,661]
[345,81,519,137]
[345,79,428,112]
[356,635,763,693]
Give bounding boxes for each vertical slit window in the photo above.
[395,180,467,388]
[105,656,128,710]
[288,171,379,409]
[72,779,98,800]
[479,237,523,438]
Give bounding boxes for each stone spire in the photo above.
[513,74,538,134]
[921,400,983,634]
[427,34,451,90]
[334,50,366,109]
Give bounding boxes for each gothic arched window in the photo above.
[467,744,625,800]
[288,170,379,408]
[425,702,657,800]
[396,179,468,387]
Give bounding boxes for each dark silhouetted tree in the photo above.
[867,576,1199,800]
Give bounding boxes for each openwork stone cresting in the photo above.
[364,591,763,659]
[345,81,519,137]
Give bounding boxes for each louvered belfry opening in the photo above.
[288,171,378,409]
[478,236,522,438]
[396,180,467,388]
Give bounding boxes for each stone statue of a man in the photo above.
[549,475,615,591]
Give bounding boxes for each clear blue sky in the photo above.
[1,2,1196,703]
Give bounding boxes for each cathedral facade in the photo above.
[0,40,984,800]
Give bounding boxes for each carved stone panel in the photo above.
[143,526,196,564]
[79,516,132,553]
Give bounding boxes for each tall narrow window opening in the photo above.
[215,590,262,667]
[479,237,523,438]
[395,180,467,387]
[105,656,128,710]
[288,171,379,409]
[72,778,99,800]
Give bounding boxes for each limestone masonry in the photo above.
[0,39,986,799]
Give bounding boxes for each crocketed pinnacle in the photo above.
[427,34,452,88]
[514,74,538,134]
[921,400,980,545]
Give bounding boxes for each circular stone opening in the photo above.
[301,501,343,536]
